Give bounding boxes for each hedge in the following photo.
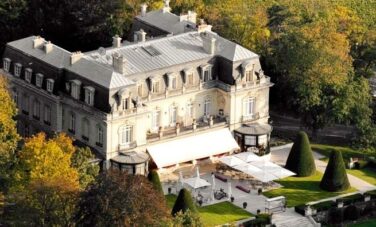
[285,131,316,177]
[242,213,271,227]
[311,201,335,212]
[147,170,163,194]
[171,188,197,216]
[336,193,363,206]
[320,149,350,192]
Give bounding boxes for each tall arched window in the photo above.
[82,118,90,141]
[33,100,40,119]
[69,112,76,134]
[204,99,211,116]
[96,125,103,147]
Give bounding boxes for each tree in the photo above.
[0,76,20,191]
[172,188,197,216]
[285,131,316,177]
[71,147,100,189]
[320,149,350,192]
[172,209,203,227]
[17,132,79,191]
[147,169,163,194]
[75,170,170,226]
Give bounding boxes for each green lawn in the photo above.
[263,171,356,207]
[166,194,253,226]
[349,218,376,227]
[311,144,376,186]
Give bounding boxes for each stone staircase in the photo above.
[272,208,318,227]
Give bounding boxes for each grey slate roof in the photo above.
[136,10,196,35]
[111,151,149,164]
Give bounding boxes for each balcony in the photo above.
[146,115,228,143]
[242,112,260,123]
[118,141,137,152]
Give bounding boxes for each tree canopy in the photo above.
[71,146,100,189]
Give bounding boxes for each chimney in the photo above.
[201,33,216,55]
[135,29,147,42]
[70,51,83,65]
[141,3,147,17]
[112,52,126,74]
[33,36,45,48]
[162,0,171,13]
[187,11,197,24]
[44,41,53,53]
[112,35,122,48]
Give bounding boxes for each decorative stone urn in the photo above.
[158,126,164,139]
[209,115,214,126]
[175,123,180,135]
[192,119,197,131]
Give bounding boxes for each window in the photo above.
[22,95,29,114]
[46,79,54,93]
[14,63,22,77]
[187,73,194,85]
[244,97,255,116]
[35,73,44,88]
[25,68,32,83]
[258,135,268,147]
[69,113,76,134]
[33,100,40,120]
[97,126,104,146]
[84,86,95,106]
[151,110,160,130]
[138,84,143,96]
[3,58,11,72]
[245,136,256,145]
[120,126,132,145]
[245,70,253,82]
[187,103,193,118]
[13,91,19,106]
[44,105,51,125]
[169,76,177,90]
[204,99,210,116]
[71,80,81,99]
[203,69,211,82]
[152,80,160,93]
[82,119,89,141]
[170,107,177,125]
[122,98,130,110]
[201,65,212,82]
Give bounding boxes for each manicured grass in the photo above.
[349,218,376,227]
[165,194,253,226]
[348,168,376,186]
[263,171,356,207]
[311,144,376,186]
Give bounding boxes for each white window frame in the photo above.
[168,74,177,90]
[151,110,160,130]
[258,135,268,147]
[245,135,256,146]
[186,103,194,118]
[69,113,76,133]
[244,97,255,116]
[84,86,95,106]
[97,126,104,145]
[13,91,19,106]
[245,70,253,82]
[25,68,32,83]
[71,80,81,99]
[204,99,211,116]
[82,119,89,140]
[201,65,212,82]
[44,105,51,124]
[33,100,40,119]
[169,106,177,125]
[22,95,29,113]
[122,98,129,110]
[120,126,132,145]
[14,63,22,77]
[187,73,194,85]
[152,80,160,93]
[35,73,44,88]
[3,58,11,72]
[46,79,54,93]
[137,83,143,96]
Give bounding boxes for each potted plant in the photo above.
[192,118,197,130]
[243,202,247,209]
[258,188,262,195]
[230,196,234,202]
[209,115,214,126]
[158,126,163,138]
[175,122,180,135]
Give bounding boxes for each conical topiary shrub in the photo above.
[147,170,163,194]
[285,131,316,177]
[320,149,350,192]
[171,188,197,216]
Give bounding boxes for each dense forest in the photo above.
[1,0,375,149]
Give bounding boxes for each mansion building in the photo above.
[1,2,273,175]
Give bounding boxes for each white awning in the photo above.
[234,151,262,162]
[147,128,239,168]
[219,156,245,167]
[233,163,279,183]
[183,177,211,189]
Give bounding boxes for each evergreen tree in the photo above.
[285,131,316,177]
[320,149,350,192]
[172,188,197,216]
[147,170,163,194]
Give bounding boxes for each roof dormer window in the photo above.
[84,86,95,106]
[152,80,160,93]
[71,80,81,99]
[200,65,212,82]
[46,78,54,93]
[25,68,32,83]
[167,73,177,90]
[14,63,22,77]
[3,58,11,72]
[35,73,44,88]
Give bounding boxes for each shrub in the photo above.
[285,131,316,177]
[336,193,363,206]
[344,205,360,221]
[311,201,335,212]
[172,188,197,216]
[147,170,163,194]
[362,204,373,216]
[243,213,271,227]
[328,208,343,224]
[320,149,350,192]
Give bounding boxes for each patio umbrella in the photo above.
[219,155,245,167]
[179,171,184,190]
[211,173,216,190]
[196,167,200,178]
[234,151,262,162]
